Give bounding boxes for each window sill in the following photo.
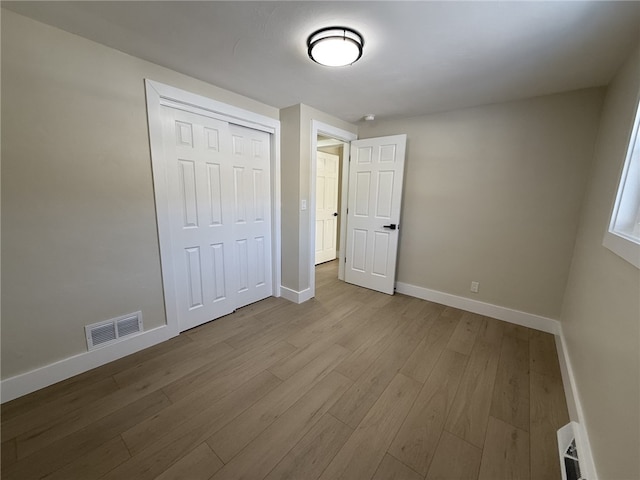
[603,230,640,268]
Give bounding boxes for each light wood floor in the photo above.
[1,261,569,480]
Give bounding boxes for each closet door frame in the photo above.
[145,79,281,335]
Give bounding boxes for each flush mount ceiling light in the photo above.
[307,26,364,67]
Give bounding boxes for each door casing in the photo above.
[146,79,281,335]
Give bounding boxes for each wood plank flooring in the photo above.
[1,261,570,479]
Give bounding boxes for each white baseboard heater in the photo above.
[558,422,591,480]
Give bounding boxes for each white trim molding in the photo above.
[1,325,174,403]
[280,286,314,304]
[395,282,560,334]
[603,230,640,269]
[555,329,599,480]
[603,94,640,269]
[394,280,597,478]
[309,121,357,301]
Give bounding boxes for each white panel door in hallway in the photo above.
[315,151,340,265]
[344,134,407,295]
[162,107,272,331]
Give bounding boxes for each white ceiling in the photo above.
[5,1,640,123]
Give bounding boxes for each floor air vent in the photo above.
[558,422,589,480]
[85,311,143,350]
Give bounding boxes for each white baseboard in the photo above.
[280,285,313,304]
[555,328,599,480]
[395,281,560,334]
[1,325,176,403]
[395,280,596,478]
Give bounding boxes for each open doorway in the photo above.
[309,121,357,300]
[310,125,408,299]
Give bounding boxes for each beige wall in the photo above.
[280,104,356,292]
[560,44,640,480]
[279,105,302,290]
[1,10,279,379]
[359,89,604,318]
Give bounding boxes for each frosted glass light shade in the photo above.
[307,27,364,67]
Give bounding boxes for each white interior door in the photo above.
[344,134,407,295]
[228,124,273,309]
[315,151,339,265]
[162,107,272,331]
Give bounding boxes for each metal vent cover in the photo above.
[85,311,143,350]
[90,323,116,347]
[117,316,141,337]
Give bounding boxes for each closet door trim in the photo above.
[145,79,281,335]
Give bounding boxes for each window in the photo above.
[603,97,640,268]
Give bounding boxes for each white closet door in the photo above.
[161,107,271,331]
[229,124,273,308]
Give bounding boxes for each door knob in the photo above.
[333,212,339,217]
[382,224,397,230]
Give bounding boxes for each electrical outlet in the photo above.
[470,281,479,293]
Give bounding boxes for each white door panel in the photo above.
[162,108,271,331]
[315,151,339,264]
[345,135,406,294]
[229,124,273,308]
